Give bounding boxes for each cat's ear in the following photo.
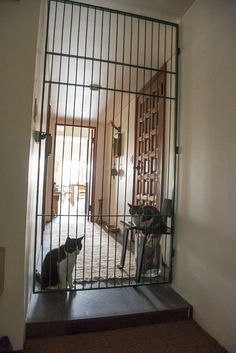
[79,236,84,241]
[128,203,133,207]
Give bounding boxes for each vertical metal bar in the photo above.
[104,12,112,285]
[132,17,140,285]
[90,145,95,288]
[170,25,179,282]
[123,16,133,285]
[166,27,173,198]
[42,2,57,290]
[154,20,160,207]
[77,6,89,289]
[148,20,154,283]
[67,4,82,288]
[66,4,75,237]
[141,19,147,284]
[107,13,118,285]
[154,22,160,280]
[122,17,135,285]
[73,6,82,286]
[84,8,97,288]
[91,9,104,288]
[64,4,76,287]
[163,26,173,282]
[98,9,112,288]
[87,128,94,221]
[56,3,74,288]
[158,23,166,283]
[114,13,126,285]
[52,2,66,288]
[33,0,51,292]
[47,1,59,290]
[51,2,67,288]
[153,23,160,282]
[163,24,167,202]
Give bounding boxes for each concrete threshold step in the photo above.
[26,284,192,339]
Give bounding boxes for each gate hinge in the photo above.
[34,131,49,142]
[175,146,180,154]
[177,48,181,55]
[172,249,175,257]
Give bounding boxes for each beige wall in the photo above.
[0,0,44,350]
[174,1,236,352]
[25,0,48,308]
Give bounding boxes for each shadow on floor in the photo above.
[26,284,192,338]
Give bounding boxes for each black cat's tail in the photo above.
[35,269,41,284]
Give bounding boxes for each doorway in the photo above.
[53,124,95,220]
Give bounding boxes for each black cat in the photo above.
[36,236,84,289]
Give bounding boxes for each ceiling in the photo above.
[47,0,194,123]
[74,0,196,22]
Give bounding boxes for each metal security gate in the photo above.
[33,0,179,292]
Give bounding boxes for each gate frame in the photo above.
[33,0,180,293]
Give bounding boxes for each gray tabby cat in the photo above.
[128,203,161,231]
[36,236,84,289]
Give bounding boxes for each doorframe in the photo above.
[52,123,97,221]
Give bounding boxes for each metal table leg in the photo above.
[135,232,147,283]
[118,226,129,269]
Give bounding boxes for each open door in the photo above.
[49,124,96,221]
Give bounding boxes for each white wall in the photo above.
[102,93,136,224]
[25,0,48,311]
[0,0,43,350]
[174,1,236,352]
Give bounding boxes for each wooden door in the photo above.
[133,69,166,210]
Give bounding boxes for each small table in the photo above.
[118,220,172,283]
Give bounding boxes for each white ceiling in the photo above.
[47,0,193,123]
[75,0,196,22]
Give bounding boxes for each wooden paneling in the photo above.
[134,68,166,210]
